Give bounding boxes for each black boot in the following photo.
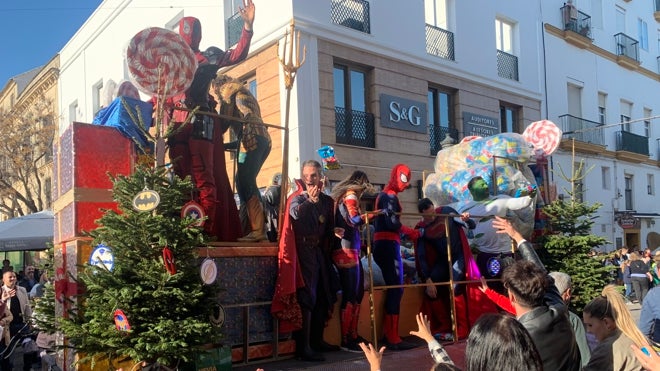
[296,310,325,362]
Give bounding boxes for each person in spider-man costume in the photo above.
[372,164,419,350]
[159,0,255,241]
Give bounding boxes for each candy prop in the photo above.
[317,145,341,170]
[522,120,562,157]
[132,188,160,212]
[114,309,131,331]
[181,200,205,227]
[126,27,197,98]
[200,258,217,285]
[162,247,176,275]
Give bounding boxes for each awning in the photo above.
[632,213,660,219]
[0,211,53,251]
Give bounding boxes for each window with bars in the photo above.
[331,0,371,34]
[428,87,456,155]
[333,64,374,147]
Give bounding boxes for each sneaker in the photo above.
[380,337,417,351]
[341,339,363,353]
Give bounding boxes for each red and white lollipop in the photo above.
[126,27,197,98]
[522,120,563,156]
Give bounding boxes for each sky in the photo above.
[0,1,103,86]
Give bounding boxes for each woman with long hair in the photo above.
[330,170,375,351]
[629,252,651,304]
[582,285,647,370]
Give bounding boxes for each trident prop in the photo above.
[278,20,306,233]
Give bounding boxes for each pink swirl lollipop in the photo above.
[522,120,563,156]
[126,27,197,98]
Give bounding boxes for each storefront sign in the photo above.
[379,94,427,133]
[617,212,640,229]
[462,112,500,137]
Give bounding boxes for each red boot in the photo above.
[381,314,416,351]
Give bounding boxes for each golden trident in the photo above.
[278,20,306,229]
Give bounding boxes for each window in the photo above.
[648,174,655,195]
[495,18,514,53]
[601,166,611,190]
[428,87,455,155]
[331,0,371,34]
[620,101,632,132]
[92,79,104,116]
[591,0,603,29]
[638,18,648,51]
[69,100,78,124]
[425,0,448,29]
[598,92,607,125]
[500,104,519,133]
[625,174,633,210]
[245,76,257,98]
[495,18,518,80]
[644,108,651,138]
[333,63,374,147]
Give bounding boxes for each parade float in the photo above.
[48,16,563,369]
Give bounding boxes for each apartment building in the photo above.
[541,0,660,251]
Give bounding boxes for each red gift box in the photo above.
[53,123,135,243]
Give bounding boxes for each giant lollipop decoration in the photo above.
[126,27,197,98]
[522,120,563,157]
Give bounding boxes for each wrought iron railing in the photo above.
[226,12,244,47]
[331,0,370,34]
[615,32,639,61]
[560,5,592,39]
[616,130,649,156]
[657,56,660,73]
[558,114,604,145]
[335,106,375,147]
[425,24,455,61]
[430,125,459,156]
[497,50,519,81]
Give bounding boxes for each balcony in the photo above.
[430,125,459,156]
[331,0,370,34]
[558,115,604,145]
[226,12,244,47]
[335,106,375,148]
[560,5,592,49]
[614,33,640,70]
[615,130,649,161]
[497,50,519,81]
[425,24,455,61]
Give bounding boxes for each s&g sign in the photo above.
[379,94,427,133]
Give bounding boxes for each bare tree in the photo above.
[0,95,56,217]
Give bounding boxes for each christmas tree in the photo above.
[57,164,220,368]
[540,159,613,313]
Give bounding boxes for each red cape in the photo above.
[271,179,306,333]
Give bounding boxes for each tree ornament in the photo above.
[114,309,131,331]
[209,304,226,328]
[200,258,217,285]
[89,243,114,271]
[162,247,176,275]
[132,186,160,211]
[181,200,205,227]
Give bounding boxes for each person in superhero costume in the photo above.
[414,198,474,338]
[161,0,255,241]
[272,160,338,362]
[330,170,375,352]
[372,164,419,350]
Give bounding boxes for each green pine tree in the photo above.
[540,159,613,313]
[58,164,219,369]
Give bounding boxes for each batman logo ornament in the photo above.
[132,189,160,211]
